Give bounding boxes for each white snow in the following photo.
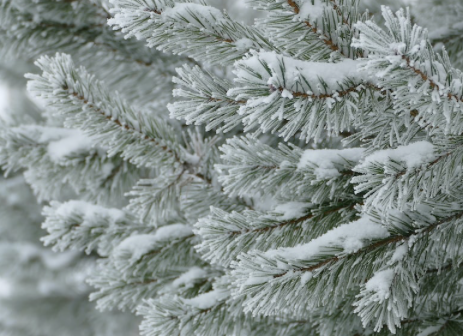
[47,130,94,162]
[101,162,115,177]
[172,267,207,288]
[234,51,366,96]
[249,194,279,212]
[298,148,365,179]
[162,3,224,30]
[115,224,193,262]
[281,89,294,99]
[299,0,327,21]
[300,271,313,285]
[356,141,436,170]
[184,289,229,309]
[115,234,158,262]
[12,125,94,163]
[273,202,310,220]
[235,38,254,51]
[265,215,389,260]
[153,223,193,241]
[183,152,200,165]
[54,200,126,224]
[389,244,408,264]
[364,268,394,300]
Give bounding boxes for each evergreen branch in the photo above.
[286,0,340,53]
[114,233,198,276]
[354,265,418,333]
[109,0,275,65]
[26,53,185,169]
[368,307,463,336]
[67,88,181,162]
[0,124,138,203]
[272,210,463,279]
[127,165,224,224]
[232,208,463,318]
[353,141,463,210]
[248,0,366,60]
[27,54,217,195]
[1,2,157,68]
[140,7,234,45]
[168,65,244,133]
[138,286,284,336]
[400,54,463,103]
[89,224,203,311]
[218,136,362,202]
[42,201,151,257]
[229,212,313,235]
[227,51,378,141]
[345,101,427,150]
[354,7,463,135]
[88,261,179,311]
[170,64,378,135]
[66,80,212,187]
[181,180,249,225]
[196,201,358,267]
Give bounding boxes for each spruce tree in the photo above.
[1,0,463,335]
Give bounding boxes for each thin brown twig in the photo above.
[401,55,463,103]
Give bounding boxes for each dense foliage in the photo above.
[2,0,463,335]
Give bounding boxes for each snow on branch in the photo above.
[354,6,463,136]
[354,266,417,333]
[109,0,273,65]
[195,202,358,267]
[228,51,375,141]
[232,204,463,322]
[0,125,96,172]
[298,147,364,179]
[352,141,463,210]
[247,0,366,60]
[231,214,393,317]
[88,222,200,311]
[0,124,138,204]
[138,282,281,336]
[218,136,362,203]
[168,65,243,133]
[113,224,193,265]
[262,215,389,261]
[26,53,184,169]
[42,200,148,257]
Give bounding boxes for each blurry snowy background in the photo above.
[0,85,9,121]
